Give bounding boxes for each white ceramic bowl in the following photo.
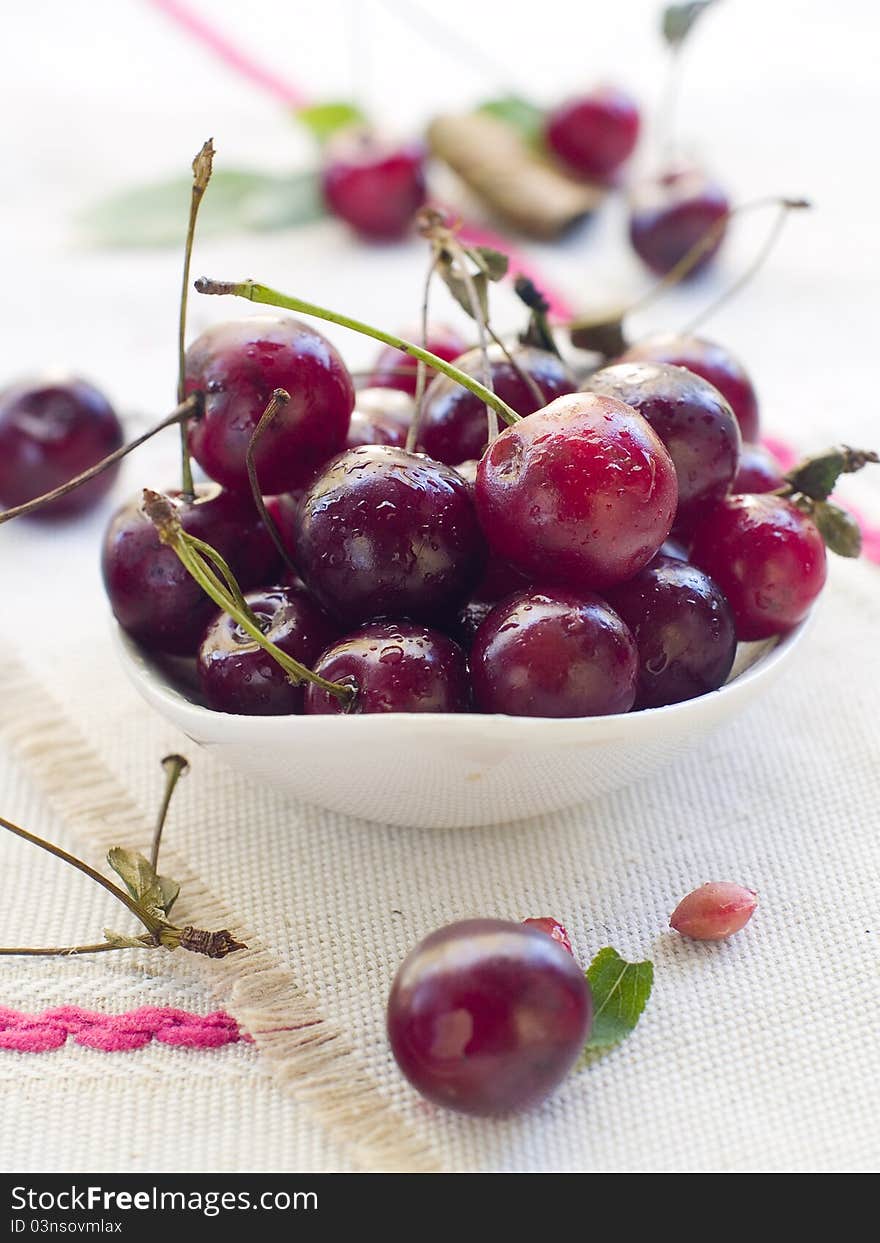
[113,617,810,829]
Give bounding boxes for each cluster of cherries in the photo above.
[0,296,829,721]
[321,77,726,281]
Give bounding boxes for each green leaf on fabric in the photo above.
[80,169,325,248]
[296,100,366,143]
[585,947,654,1049]
[478,95,544,142]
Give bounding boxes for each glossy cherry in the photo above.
[321,132,427,241]
[628,165,729,277]
[353,386,415,429]
[474,393,677,590]
[689,494,827,639]
[617,332,760,442]
[606,556,736,708]
[304,621,470,714]
[470,587,638,717]
[0,378,123,518]
[368,325,468,396]
[522,917,574,955]
[294,445,485,625]
[197,585,337,715]
[102,484,279,654]
[585,361,740,533]
[545,85,640,180]
[387,919,592,1116]
[184,316,354,496]
[345,408,407,450]
[416,345,576,466]
[733,442,784,493]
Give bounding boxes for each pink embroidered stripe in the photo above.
[0,1005,247,1053]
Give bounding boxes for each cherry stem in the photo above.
[185,534,261,627]
[177,140,215,500]
[682,198,809,333]
[0,814,164,936]
[193,278,521,427]
[143,490,355,706]
[150,754,189,871]
[0,394,201,526]
[405,254,440,454]
[0,941,143,957]
[246,388,299,576]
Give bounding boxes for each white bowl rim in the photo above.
[112,610,813,742]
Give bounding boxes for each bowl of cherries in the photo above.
[86,258,864,829]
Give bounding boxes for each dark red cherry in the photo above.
[345,408,407,450]
[617,332,760,442]
[606,556,736,708]
[470,587,638,717]
[545,85,640,180]
[263,489,306,565]
[184,316,354,496]
[521,917,574,955]
[304,621,470,714]
[387,918,592,1116]
[0,378,123,518]
[474,393,677,590]
[353,386,415,429]
[294,445,485,625]
[416,345,576,465]
[628,165,729,277]
[102,484,279,654]
[368,325,469,396]
[733,442,784,493]
[585,361,740,533]
[321,132,427,241]
[689,494,827,640]
[197,585,337,715]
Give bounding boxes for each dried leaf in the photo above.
[107,848,179,919]
[469,246,509,282]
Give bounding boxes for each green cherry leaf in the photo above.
[468,245,509,282]
[477,96,544,143]
[662,1,716,49]
[810,500,863,558]
[585,947,654,1050]
[80,169,325,248]
[784,446,880,502]
[107,848,179,919]
[296,100,367,144]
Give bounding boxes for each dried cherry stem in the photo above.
[177,139,215,500]
[150,753,190,871]
[193,278,521,427]
[246,388,299,576]
[0,394,201,526]
[0,811,245,958]
[143,489,355,706]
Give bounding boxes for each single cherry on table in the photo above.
[617,331,761,443]
[544,84,640,180]
[184,316,355,496]
[0,378,123,518]
[304,621,470,714]
[585,360,741,534]
[387,919,592,1116]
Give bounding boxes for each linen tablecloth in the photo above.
[1,0,878,1172]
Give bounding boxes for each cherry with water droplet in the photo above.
[184,316,354,495]
[304,621,470,714]
[470,587,639,717]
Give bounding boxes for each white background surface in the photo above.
[1,0,879,1174]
